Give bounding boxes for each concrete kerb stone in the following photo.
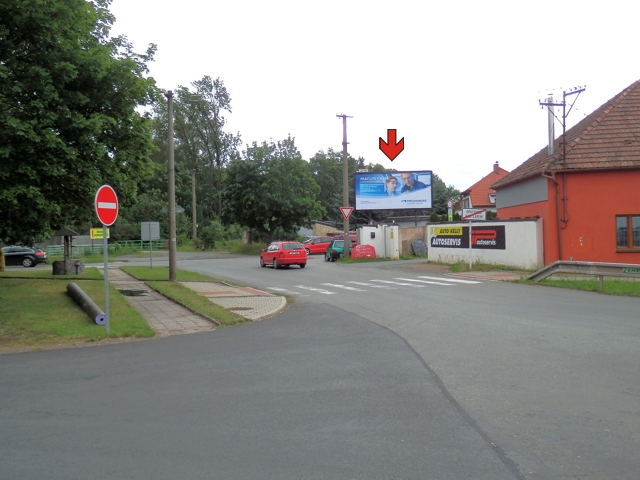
[179,281,288,321]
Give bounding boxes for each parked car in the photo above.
[302,236,333,255]
[333,234,358,247]
[260,241,307,269]
[324,238,355,262]
[1,246,48,267]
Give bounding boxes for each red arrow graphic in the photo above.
[379,129,404,161]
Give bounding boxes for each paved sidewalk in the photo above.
[447,271,526,281]
[104,267,287,337]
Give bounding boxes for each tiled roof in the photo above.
[461,166,510,207]
[493,79,640,189]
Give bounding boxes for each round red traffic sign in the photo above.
[95,185,119,226]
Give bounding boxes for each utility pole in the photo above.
[165,91,177,282]
[192,169,197,247]
[336,113,353,258]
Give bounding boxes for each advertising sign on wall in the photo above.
[430,225,506,249]
[354,171,433,211]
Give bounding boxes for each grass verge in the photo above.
[520,277,640,297]
[0,267,103,279]
[145,281,246,326]
[120,266,219,281]
[0,278,154,351]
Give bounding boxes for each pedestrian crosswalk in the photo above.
[265,275,481,296]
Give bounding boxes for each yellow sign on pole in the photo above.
[90,228,110,239]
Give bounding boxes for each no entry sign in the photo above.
[95,185,119,226]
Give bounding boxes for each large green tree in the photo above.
[0,0,157,244]
[224,137,324,242]
[431,173,460,214]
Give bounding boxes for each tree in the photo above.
[224,137,324,242]
[0,0,157,244]
[431,173,460,215]
[173,76,241,221]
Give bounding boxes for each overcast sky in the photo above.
[109,0,639,190]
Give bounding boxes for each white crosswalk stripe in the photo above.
[321,283,367,292]
[266,287,299,295]
[370,279,425,287]
[394,277,454,286]
[418,276,481,284]
[347,281,397,289]
[295,285,337,295]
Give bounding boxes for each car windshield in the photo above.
[283,243,303,250]
[333,240,344,248]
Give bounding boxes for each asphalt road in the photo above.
[0,303,518,479]
[174,253,640,480]
[5,251,640,478]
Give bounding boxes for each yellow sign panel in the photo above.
[432,226,462,236]
[90,228,110,239]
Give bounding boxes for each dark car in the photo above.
[324,239,355,262]
[2,246,48,267]
[302,236,333,255]
[260,241,307,269]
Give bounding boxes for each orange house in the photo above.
[492,80,640,265]
[456,161,510,214]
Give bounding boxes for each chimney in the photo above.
[494,161,499,175]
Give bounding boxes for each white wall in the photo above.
[427,219,543,269]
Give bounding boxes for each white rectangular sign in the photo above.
[462,208,486,220]
[141,222,160,241]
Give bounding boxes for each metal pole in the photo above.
[149,223,153,269]
[103,224,110,333]
[192,169,197,247]
[166,91,177,281]
[468,220,472,270]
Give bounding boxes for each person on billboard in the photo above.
[385,176,400,196]
[400,172,427,193]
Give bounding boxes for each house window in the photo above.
[488,194,496,204]
[616,215,640,249]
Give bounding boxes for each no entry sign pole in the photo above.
[95,185,119,334]
[103,224,109,333]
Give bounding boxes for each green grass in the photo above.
[0,267,103,279]
[146,281,246,326]
[120,266,219,281]
[522,277,640,296]
[0,278,155,350]
[448,261,534,273]
[228,242,267,255]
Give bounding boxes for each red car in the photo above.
[302,236,333,255]
[260,241,307,269]
[333,234,358,247]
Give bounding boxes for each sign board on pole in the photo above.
[462,208,486,220]
[95,185,118,335]
[141,222,160,241]
[95,185,119,226]
[340,207,354,220]
[90,228,110,239]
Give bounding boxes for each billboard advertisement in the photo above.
[354,171,433,211]
[429,225,506,249]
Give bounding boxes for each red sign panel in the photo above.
[95,185,119,226]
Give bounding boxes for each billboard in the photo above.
[354,171,433,211]
[429,225,506,249]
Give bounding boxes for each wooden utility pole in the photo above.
[336,114,353,258]
[166,91,177,281]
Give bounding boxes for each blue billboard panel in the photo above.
[354,171,433,211]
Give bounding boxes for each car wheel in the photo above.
[273,259,279,269]
[300,263,306,269]
[305,248,310,255]
[260,257,266,267]
[22,257,34,268]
